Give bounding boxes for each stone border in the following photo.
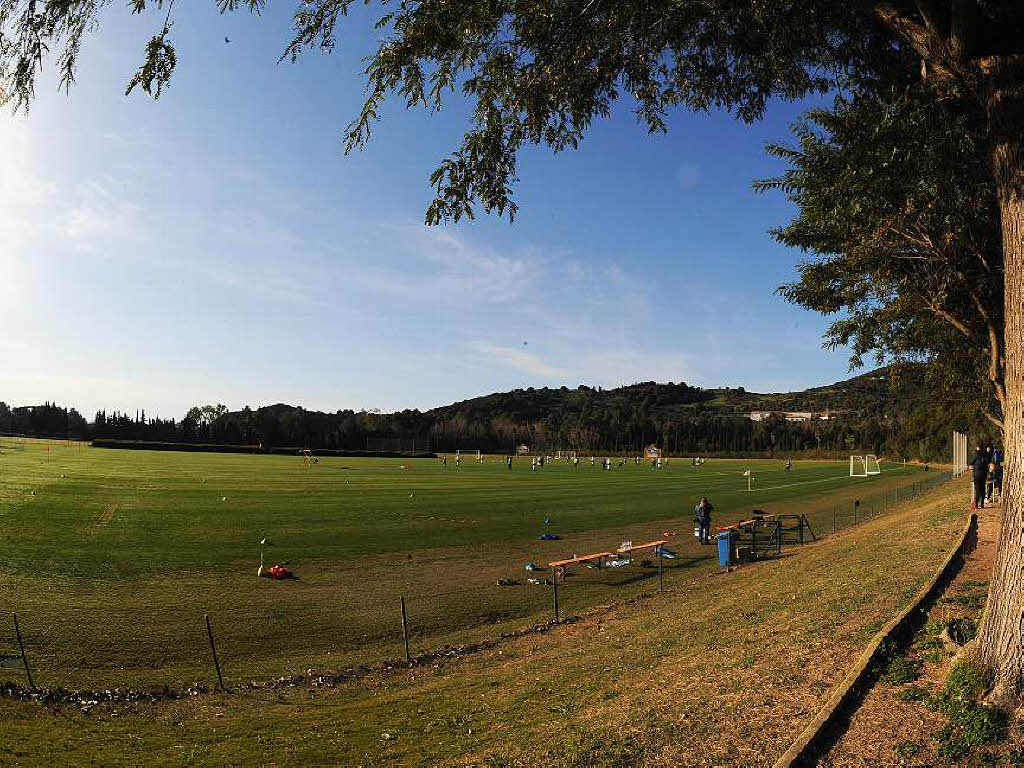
[773,511,978,768]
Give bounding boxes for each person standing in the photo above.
[694,496,714,545]
[969,445,989,509]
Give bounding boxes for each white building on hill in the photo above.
[748,410,833,423]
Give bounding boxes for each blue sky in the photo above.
[1,3,855,420]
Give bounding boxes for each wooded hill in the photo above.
[0,365,994,461]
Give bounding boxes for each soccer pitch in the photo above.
[0,438,938,689]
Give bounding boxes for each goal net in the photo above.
[850,455,882,477]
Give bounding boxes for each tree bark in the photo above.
[976,54,1024,707]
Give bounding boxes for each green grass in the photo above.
[883,656,923,685]
[927,661,1008,762]
[0,437,943,689]
[0,479,968,766]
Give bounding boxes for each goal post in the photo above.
[850,454,882,477]
[952,430,968,477]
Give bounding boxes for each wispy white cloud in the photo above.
[65,177,146,247]
[351,222,538,306]
[467,342,565,378]
[467,340,690,388]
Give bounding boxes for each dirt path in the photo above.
[822,499,1001,766]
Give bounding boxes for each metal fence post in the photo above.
[400,596,411,665]
[832,506,837,534]
[658,551,664,593]
[551,568,560,623]
[204,614,225,691]
[12,613,34,690]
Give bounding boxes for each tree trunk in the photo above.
[976,54,1024,707]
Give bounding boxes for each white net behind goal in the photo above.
[850,455,882,477]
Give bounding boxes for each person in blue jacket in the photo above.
[694,496,714,544]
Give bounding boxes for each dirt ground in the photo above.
[822,496,1010,767]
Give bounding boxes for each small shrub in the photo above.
[883,656,923,685]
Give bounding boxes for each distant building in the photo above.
[748,410,834,423]
[516,444,530,455]
[644,444,662,458]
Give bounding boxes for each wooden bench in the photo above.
[615,539,668,554]
[548,551,616,568]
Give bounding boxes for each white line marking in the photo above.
[742,475,851,492]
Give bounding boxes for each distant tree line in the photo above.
[0,402,87,438]
[0,367,998,462]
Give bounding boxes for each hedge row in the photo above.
[89,439,435,459]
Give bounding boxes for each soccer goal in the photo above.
[850,455,881,477]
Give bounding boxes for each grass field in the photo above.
[0,437,943,690]
[0,476,969,767]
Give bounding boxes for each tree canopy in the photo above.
[756,82,1005,428]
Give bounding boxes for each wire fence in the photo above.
[0,469,955,696]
